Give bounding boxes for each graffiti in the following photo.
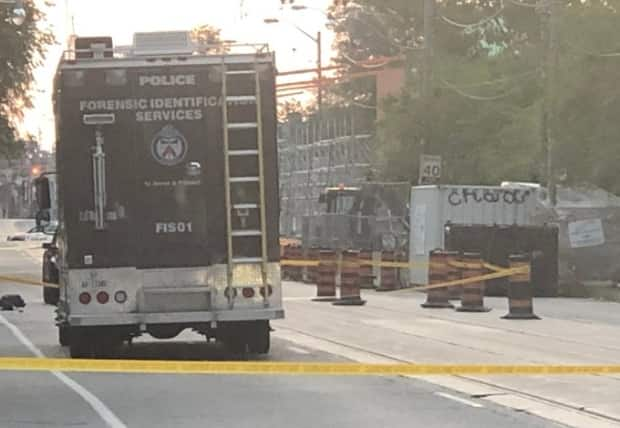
[447,188,532,206]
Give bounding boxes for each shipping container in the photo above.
[409,185,539,285]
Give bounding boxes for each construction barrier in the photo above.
[503,254,540,320]
[456,252,490,313]
[0,357,618,376]
[377,250,398,291]
[397,251,409,288]
[421,250,454,309]
[359,250,374,289]
[333,250,366,306]
[289,246,303,281]
[312,250,338,302]
[446,251,463,300]
[307,247,320,285]
[281,245,294,279]
[301,246,310,283]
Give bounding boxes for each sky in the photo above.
[20,0,334,151]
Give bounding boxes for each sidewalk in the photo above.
[275,281,620,427]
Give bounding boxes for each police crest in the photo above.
[151,125,188,166]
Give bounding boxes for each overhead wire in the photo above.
[563,42,620,58]
[333,6,421,52]
[440,0,506,29]
[439,77,524,101]
[439,68,539,89]
[505,0,539,8]
[341,53,398,69]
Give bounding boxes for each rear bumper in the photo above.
[66,308,285,327]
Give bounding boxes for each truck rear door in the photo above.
[130,66,213,269]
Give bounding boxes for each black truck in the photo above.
[38,32,283,357]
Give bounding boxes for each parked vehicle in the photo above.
[6,222,57,242]
[36,32,283,358]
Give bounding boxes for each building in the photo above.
[278,107,375,237]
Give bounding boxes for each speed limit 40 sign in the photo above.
[418,154,442,185]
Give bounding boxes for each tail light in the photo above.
[242,287,255,298]
[114,290,127,303]
[96,291,109,304]
[259,285,273,297]
[79,292,91,305]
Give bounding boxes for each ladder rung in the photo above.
[227,123,258,130]
[226,70,257,76]
[228,149,258,156]
[227,96,256,103]
[230,284,264,289]
[232,230,262,237]
[233,203,258,209]
[232,257,263,264]
[230,176,259,183]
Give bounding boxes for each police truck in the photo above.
[38,32,283,357]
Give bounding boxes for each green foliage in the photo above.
[0,116,24,164]
[0,0,54,160]
[191,24,228,53]
[330,0,620,192]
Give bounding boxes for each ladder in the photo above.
[221,60,270,307]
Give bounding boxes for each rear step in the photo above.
[230,176,259,183]
[232,257,263,264]
[231,230,262,237]
[227,123,258,130]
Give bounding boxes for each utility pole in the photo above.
[419,0,435,184]
[316,31,323,111]
[422,0,434,104]
[541,0,559,205]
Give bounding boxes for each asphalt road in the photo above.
[0,242,570,428]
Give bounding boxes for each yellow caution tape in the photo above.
[282,259,519,271]
[280,260,425,269]
[0,274,58,289]
[0,357,617,376]
[1,261,522,291]
[399,266,530,292]
[483,263,507,272]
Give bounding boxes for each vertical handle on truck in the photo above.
[92,128,107,230]
[83,113,114,231]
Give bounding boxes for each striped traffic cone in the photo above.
[312,250,338,302]
[421,250,454,309]
[333,250,366,306]
[502,254,540,320]
[456,252,490,313]
[376,250,398,291]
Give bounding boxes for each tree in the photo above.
[0,117,24,166]
[191,24,228,54]
[0,0,54,161]
[329,0,620,192]
[277,99,317,121]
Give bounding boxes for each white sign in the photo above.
[568,218,605,248]
[156,222,193,234]
[139,74,196,87]
[419,155,442,185]
[412,204,427,255]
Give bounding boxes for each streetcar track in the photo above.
[277,325,620,425]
